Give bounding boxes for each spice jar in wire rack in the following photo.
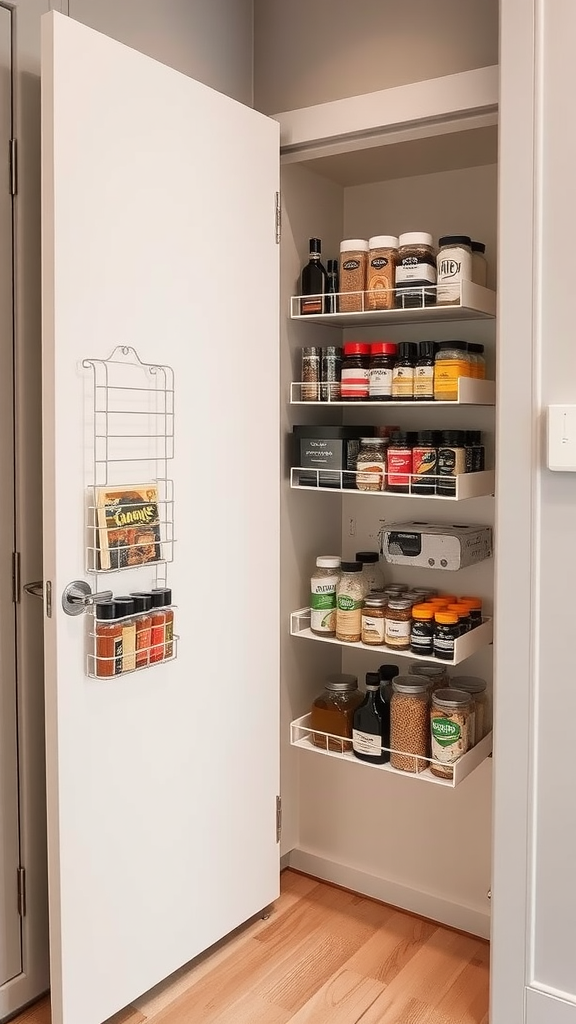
[341,342,370,401]
[300,347,320,401]
[361,593,387,646]
[395,232,437,308]
[339,239,369,312]
[368,342,397,401]
[310,674,363,752]
[335,561,364,642]
[356,437,387,492]
[430,688,473,779]
[436,235,473,305]
[321,346,342,402]
[310,555,341,637]
[390,676,430,773]
[385,598,413,651]
[366,236,398,310]
[94,600,124,678]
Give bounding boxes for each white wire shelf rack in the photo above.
[290,607,493,667]
[290,281,496,327]
[290,467,495,500]
[86,606,178,679]
[289,377,496,406]
[290,713,493,788]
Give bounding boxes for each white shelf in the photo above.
[290,468,495,500]
[290,607,493,667]
[290,713,493,789]
[290,377,496,406]
[290,281,496,328]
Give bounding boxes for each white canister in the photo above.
[471,240,488,287]
[436,234,472,305]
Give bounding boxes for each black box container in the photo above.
[292,426,373,488]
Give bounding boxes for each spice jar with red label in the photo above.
[341,342,370,400]
[387,431,414,493]
[129,593,153,667]
[150,588,174,658]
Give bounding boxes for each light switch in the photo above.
[547,405,576,471]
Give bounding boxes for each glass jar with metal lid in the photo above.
[310,674,364,752]
[390,676,430,772]
[395,232,437,308]
[385,598,413,650]
[451,676,489,744]
[356,438,387,492]
[339,239,369,312]
[409,663,450,692]
[430,688,473,778]
[361,593,387,645]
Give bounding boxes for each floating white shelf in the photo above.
[290,608,493,667]
[290,468,495,500]
[290,377,496,406]
[290,713,493,789]
[290,282,496,327]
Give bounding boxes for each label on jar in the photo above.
[387,449,413,487]
[434,634,455,654]
[361,613,386,644]
[438,446,466,478]
[336,596,362,640]
[343,259,361,271]
[122,623,136,672]
[385,618,411,640]
[310,577,338,633]
[353,729,382,756]
[431,713,470,765]
[396,261,436,284]
[341,367,369,399]
[392,365,414,399]
[437,250,472,303]
[369,366,393,397]
[434,359,468,397]
[356,461,385,491]
[413,366,434,398]
[413,446,437,478]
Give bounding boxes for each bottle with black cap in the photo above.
[391,342,417,400]
[325,259,339,314]
[353,673,390,764]
[94,600,124,677]
[414,341,436,400]
[379,664,400,706]
[300,238,328,315]
[412,429,439,495]
[150,588,174,660]
[114,597,137,672]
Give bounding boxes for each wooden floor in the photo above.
[13,870,489,1024]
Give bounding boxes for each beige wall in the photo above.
[254,0,498,114]
[69,0,254,105]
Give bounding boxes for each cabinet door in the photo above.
[41,13,279,1024]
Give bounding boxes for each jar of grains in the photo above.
[390,677,430,772]
[356,438,387,492]
[430,688,473,778]
[335,561,364,642]
[361,592,387,645]
[409,663,450,692]
[451,676,489,744]
[395,232,437,308]
[436,234,472,305]
[385,598,413,650]
[310,555,341,637]
[339,239,369,312]
[366,235,398,310]
[310,674,363,752]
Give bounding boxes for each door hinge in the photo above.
[17,868,26,917]
[12,552,21,604]
[275,192,281,244]
[9,139,17,196]
[276,795,282,843]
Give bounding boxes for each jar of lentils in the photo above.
[390,676,430,773]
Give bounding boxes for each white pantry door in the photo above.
[41,12,280,1024]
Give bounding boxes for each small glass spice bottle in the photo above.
[300,346,320,401]
[114,597,137,673]
[335,561,364,642]
[129,593,154,667]
[340,342,370,401]
[385,599,413,650]
[321,346,342,402]
[411,430,438,496]
[447,603,472,634]
[387,430,414,493]
[437,430,467,496]
[392,342,417,400]
[395,232,437,308]
[366,235,398,310]
[356,438,387,492]
[368,341,397,401]
[150,588,174,659]
[414,341,436,401]
[459,597,483,627]
[361,592,387,645]
[471,241,488,286]
[433,611,460,661]
[339,239,369,312]
[355,550,385,594]
[410,604,435,657]
[94,601,124,678]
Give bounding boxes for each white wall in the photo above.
[254,0,498,114]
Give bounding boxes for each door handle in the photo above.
[24,581,44,599]
[62,580,113,617]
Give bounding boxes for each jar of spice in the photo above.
[385,598,412,650]
[430,688,473,778]
[410,604,435,657]
[447,603,472,634]
[355,550,385,593]
[361,593,387,645]
[339,239,368,312]
[335,561,364,642]
[390,677,430,772]
[391,342,417,401]
[151,588,174,658]
[451,676,489,744]
[471,241,488,287]
[356,438,387,492]
[387,430,414,493]
[310,674,363,752]
[433,611,459,661]
[437,430,467,496]
[300,346,320,401]
[367,235,398,310]
[341,342,370,401]
[411,430,438,495]
[369,341,397,401]
[436,235,472,305]
[321,346,342,402]
[414,341,436,401]
[114,597,137,672]
[129,593,153,668]
[310,555,341,636]
[395,232,436,308]
[434,342,470,401]
[94,600,124,678]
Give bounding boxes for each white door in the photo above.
[41,13,280,1024]
[0,0,24,992]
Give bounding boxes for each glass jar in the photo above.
[321,346,342,402]
[361,593,387,645]
[149,588,174,661]
[390,677,430,773]
[410,604,435,657]
[451,676,490,744]
[114,597,137,672]
[339,239,368,312]
[437,430,467,496]
[471,240,488,286]
[94,600,124,678]
[447,603,472,634]
[385,599,412,650]
[310,674,363,752]
[369,341,397,401]
[356,438,387,492]
[433,612,459,661]
[335,561,364,642]
[300,346,320,401]
[409,663,450,692]
[310,555,341,636]
[430,688,473,779]
[341,342,370,401]
[434,342,470,401]
[355,551,385,593]
[395,231,436,308]
[391,342,417,401]
[387,430,414,493]
[129,593,153,668]
[468,343,486,380]
[412,429,438,496]
[436,234,472,305]
[459,596,483,627]
[414,340,436,401]
[367,235,398,310]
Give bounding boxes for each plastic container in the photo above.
[390,677,430,772]
[336,561,364,642]
[355,550,385,593]
[430,688,473,778]
[366,235,398,310]
[436,235,472,305]
[451,676,490,744]
[433,611,460,661]
[341,342,370,401]
[385,599,412,650]
[395,232,436,308]
[310,675,363,752]
[369,342,397,400]
[437,430,467,496]
[459,597,483,627]
[434,342,470,401]
[339,239,368,312]
[310,555,341,636]
[409,663,450,692]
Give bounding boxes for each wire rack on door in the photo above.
[83,345,175,577]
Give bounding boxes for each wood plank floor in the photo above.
[12,870,489,1024]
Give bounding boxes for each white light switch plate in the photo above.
[547,405,576,470]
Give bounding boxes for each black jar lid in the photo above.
[389,430,409,445]
[398,341,417,360]
[365,672,381,690]
[128,594,153,613]
[468,342,484,354]
[94,600,121,621]
[441,429,466,445]
[438,341,468,351]
[438,235,472,247]
[302,346,320,357]
[114,597,136,617]
[340,561,362,573]
[324,345,342,357]
[471,240,486,253]
[379,664,400,682]
[150,588,172,607]
[355,551,379,564]
[416,429,437,445]
[309,238,322,253]
[418,340,436,359]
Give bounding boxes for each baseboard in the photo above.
[285,848,491,940]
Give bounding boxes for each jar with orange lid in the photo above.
[410,604,435,658]
[447,604,472,634]
[459,597,483,627]
[438,594,457,605]
[433,611,459,661]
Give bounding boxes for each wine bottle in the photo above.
[353,672,390,764]
[300,238,327,315]
[325,258,339,314]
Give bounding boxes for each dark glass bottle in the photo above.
[414,340,435,401]
[325,259,339,314]
[391,342,417,400]
[300,238,328,315]
[353,674,390,764]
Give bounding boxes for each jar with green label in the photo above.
[335,561,364,642]
[430,687,473,779]
[310,555,341,637]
